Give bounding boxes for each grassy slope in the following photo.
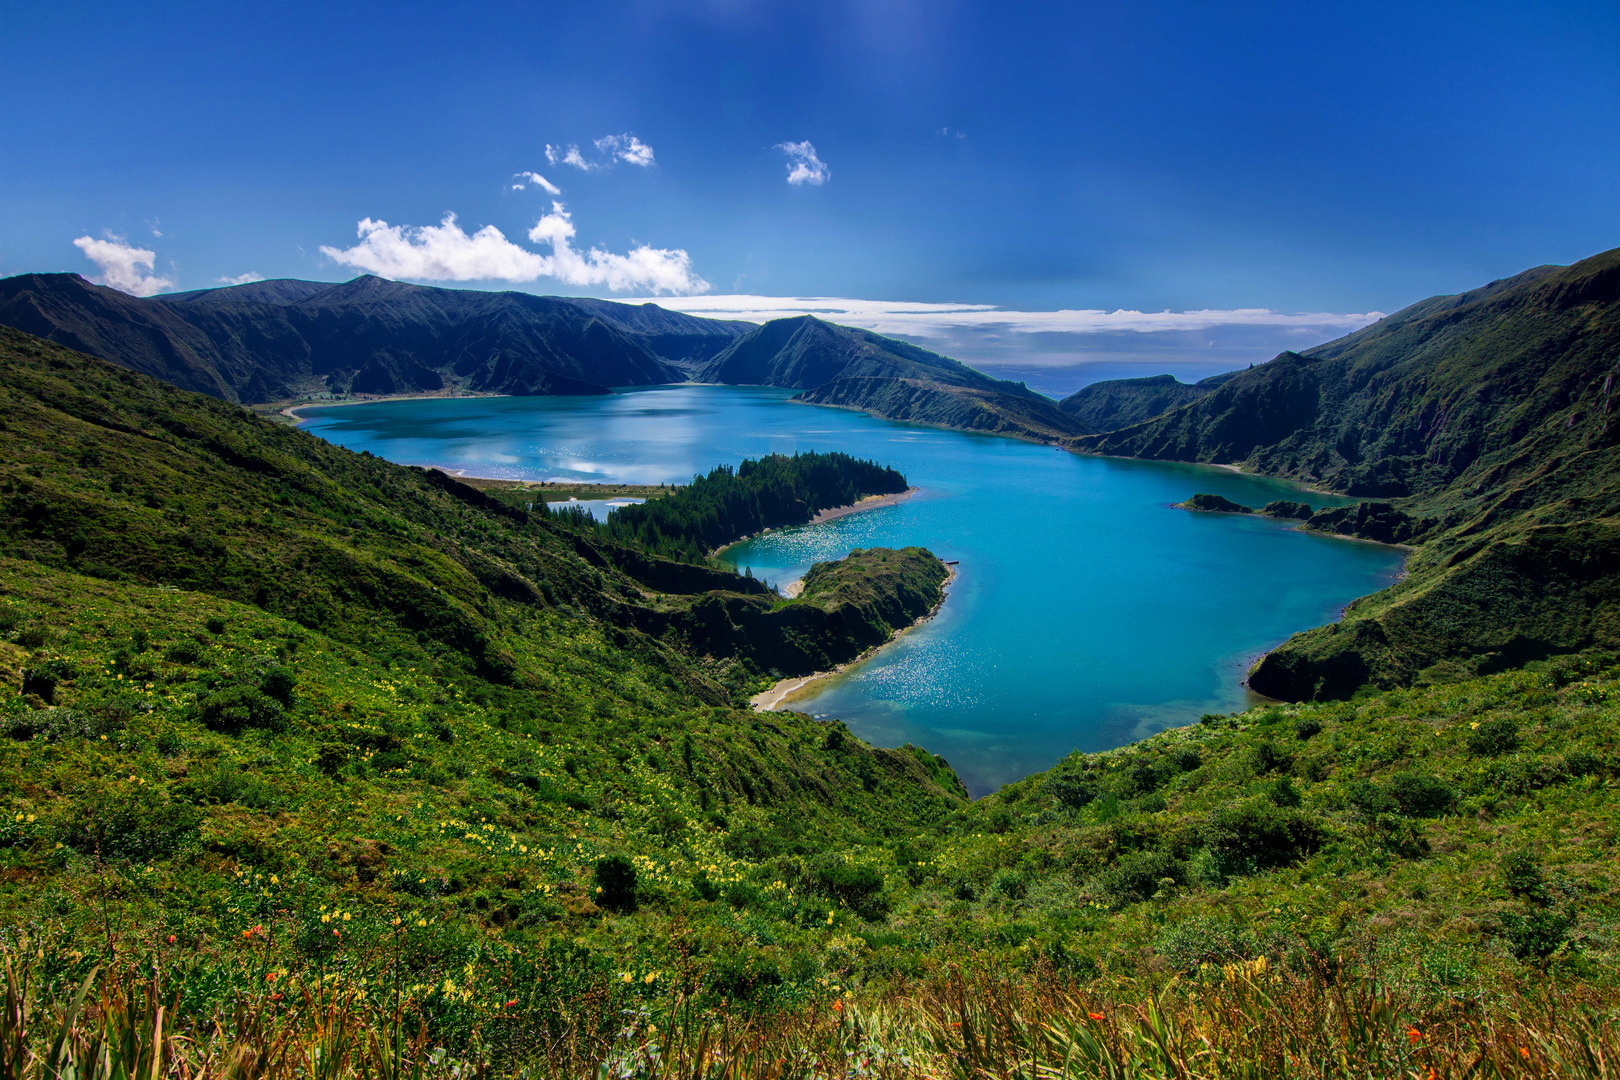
[2,327,1618,1069]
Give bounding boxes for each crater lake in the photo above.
[299,386,1405,795]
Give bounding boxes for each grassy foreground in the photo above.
[2,327,1620,1074]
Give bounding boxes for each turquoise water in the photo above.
[299,386,1404,795]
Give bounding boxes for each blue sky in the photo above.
[4,0,1617,379]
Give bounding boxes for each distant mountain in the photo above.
[0,274,752,404]
[1070,247,1620,700]
[1065,260,1600,498]
[1056,370,1238,434]
[698,315,1084,440]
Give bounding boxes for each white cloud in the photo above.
[633,294,1383,338]
[72,234,176,297]
[776,141,830,186]
[596,133,655,166]
[526,202,706,294]
[218,272,265,286]
[547,143,595,171]
[319,208,708,295]
[320,215,547,282]
[511,171,562,194]
[547,134,655,171]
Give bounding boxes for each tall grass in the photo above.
[3,948,1616,1078]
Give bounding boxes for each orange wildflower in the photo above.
[1407,1027,1423,1046]
[1088,1012,1105,1021]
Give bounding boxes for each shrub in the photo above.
[177,761,283,811]
[197,686,285,734]
[164,639,204,664]
[990,870,1027,900]
[1345,779,1395,817]
[259,665,296,705]
[57,783,203,861]
[1266,777,1303,807]
[205,617,228,635]
[707,947,783,1005]
[1502,905,1577,960]
[1469,717,1519,756]
[1091,850,1185,906]
[1155,915,1259,972]
[1294,718,1322,740]
[1248,740,1292,776]
[593,854,638,912]
[1201,797,1326,871]
[1386,772,1454,817]
[814,858,885,907]
[1501,852,1548,902]
[1046,771,1099,810]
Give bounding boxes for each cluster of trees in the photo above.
[589,451,907,561]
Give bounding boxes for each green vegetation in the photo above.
[1175,493,1253,514]
[598,451,906,561]
[3,323,1620,1073]
[1074,248,1620,699]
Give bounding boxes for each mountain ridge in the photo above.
[0,273,751,404]
[700,315,1084,440]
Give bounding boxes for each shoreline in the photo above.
[278,391,508,424]
[750,564,956,713]
[713,488,919,559]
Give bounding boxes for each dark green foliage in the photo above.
[1470,717,1521,756]
[1294,717,1322,740]
[205,617,227,635]
[197,685,286,734]
[164,639,203,664]
[593,855,638,913]
[1091,850,1185,906]
[1262,500,1314,520]
[57,783,204,861]
[1501,853,1549,902]
[1155,915,1258,972]
[599,451,906,561]
[1304,502,1427,544]
[260,664,296,705]
[1498,854,1579,960]
[1385,772,1454,817]
[1176,493,1253,514]
[1501,905,1578,961]
[1266,777,1303,807]
[1045,771,1098,809]
[1201,798,1326,871]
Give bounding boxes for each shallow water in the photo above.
[300,386,1404,795]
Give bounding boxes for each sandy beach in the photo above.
[749,563,956,713]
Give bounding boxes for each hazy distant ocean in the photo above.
[300,386,1403,796]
